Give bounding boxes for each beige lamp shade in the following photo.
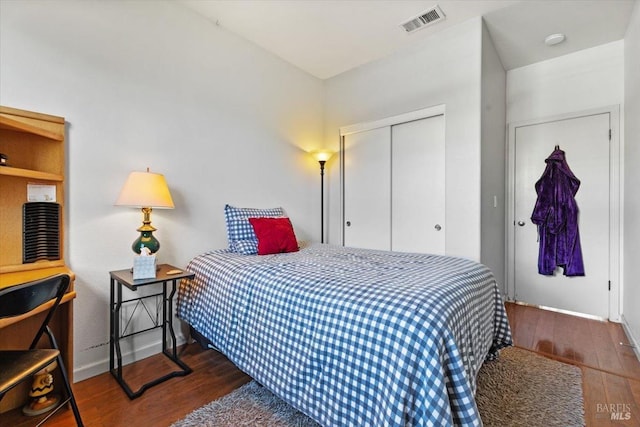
[115,170,174,209]
[311,150,335,162]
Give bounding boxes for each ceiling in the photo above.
[179,0,636,80]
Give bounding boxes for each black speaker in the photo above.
[23,202,60,263]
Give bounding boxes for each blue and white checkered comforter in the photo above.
[177,244,512,426]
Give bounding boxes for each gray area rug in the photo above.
[171,347,584,427]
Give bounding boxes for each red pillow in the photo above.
[248,217,299,255]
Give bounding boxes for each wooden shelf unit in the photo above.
[0,106,65,269]
[0,106,76,414]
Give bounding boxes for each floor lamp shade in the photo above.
[115,169,174,254]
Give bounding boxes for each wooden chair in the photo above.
[0,274,83,426]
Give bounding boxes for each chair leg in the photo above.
[43,325,84,426]
[55,353,83,426]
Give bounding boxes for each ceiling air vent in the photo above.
[401,5,446,33]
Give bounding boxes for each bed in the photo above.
[177,242,512,427]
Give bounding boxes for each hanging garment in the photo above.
[530,147,585,276]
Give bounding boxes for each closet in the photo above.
[340,106,445,254]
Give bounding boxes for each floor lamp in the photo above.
[312,150,334,243]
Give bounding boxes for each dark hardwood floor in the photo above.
[2,302,639,426]
[505,303,640,426]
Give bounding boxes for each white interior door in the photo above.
[391,115,445,254]
[343,126,391,250]
[513,112,610,318]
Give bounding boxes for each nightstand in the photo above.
[109,263,195,399]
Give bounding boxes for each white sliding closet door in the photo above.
[391,115,445,254]
[343,126,391,250]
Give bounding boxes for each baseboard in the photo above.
[74,332,189,382]
[510,300,608,322]
[621,314,640,362]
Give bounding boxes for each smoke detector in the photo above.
[401,5,446,34]
[544,33,566,46]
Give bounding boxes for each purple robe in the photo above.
[530,148,585,276]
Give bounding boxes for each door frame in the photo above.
[339,104,446,246]
[505,105,621,321]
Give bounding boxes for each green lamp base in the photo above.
[132,231,160,254]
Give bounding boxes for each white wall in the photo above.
[0,0,324,380]
[623,1,640,350]
[507,41,624,123]
[324,18,484,261]
[506,41,624,319]
[480,21,507,292]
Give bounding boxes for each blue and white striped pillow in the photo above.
[224,204,285,254]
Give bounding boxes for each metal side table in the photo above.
[109,263,194,399]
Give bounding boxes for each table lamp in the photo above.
[115,168,174,254]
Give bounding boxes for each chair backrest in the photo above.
[0,274,70,349]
